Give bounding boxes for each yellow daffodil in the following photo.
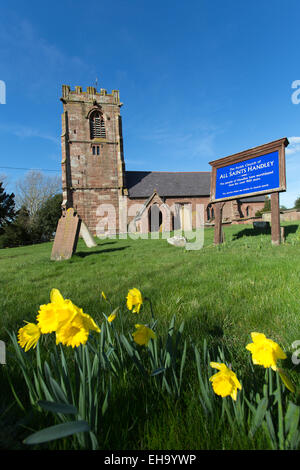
[107,312,117,323]
[56,308,100,348]
[50,288,65,303]
[246,332,287,371]
[209,362,242,401]
[37,288,76,334]
[126,288,143,313]
[101,291,107,301]
[55,315,90,348]
[132,324,156,346]
[35,288,100,348]
[18,322,41,352]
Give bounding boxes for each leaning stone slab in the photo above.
[167,235,187,247]
[51,208,81,261]
[80,220,97,248]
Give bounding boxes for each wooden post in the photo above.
[214,202,223,245]
[271,192,281,245]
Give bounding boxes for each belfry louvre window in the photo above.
[90,111,106,139]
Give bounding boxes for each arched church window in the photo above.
[90,111,106,139]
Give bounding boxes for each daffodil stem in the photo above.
[276,371,285,450]
[145,297,155,321]
[268,367,273,396]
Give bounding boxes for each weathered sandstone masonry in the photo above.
[61,85,125,234]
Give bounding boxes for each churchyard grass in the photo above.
[1,221,300,449]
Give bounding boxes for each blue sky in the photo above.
[0,0,300,208]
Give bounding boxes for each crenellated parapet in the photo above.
[61,84,121,106]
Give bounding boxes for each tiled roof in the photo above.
[240,195,267,203]
[125,171,211,197]
[125,170,266,202]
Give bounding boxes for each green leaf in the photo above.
[120,334,147,377]
[151,367,165,376]
[265,410,278,449]
[249,396,268,437]
[179,340,187,387]
[23,420,90,445]
[278,369,296,393]
[49,377,68,404]
[285,401,300,449]
[102,390,109,416]
[38,400,78,415]
[194,345,214,416]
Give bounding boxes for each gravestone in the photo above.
[80,220,97,248]
[167,235,186,247]
[51,208,81,261]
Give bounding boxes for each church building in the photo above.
[60,85,265,235]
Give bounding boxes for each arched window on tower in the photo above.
[90,111,106,139]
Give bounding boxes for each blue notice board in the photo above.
[215,150,280,200]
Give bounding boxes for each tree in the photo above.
[294,196,300,210]
[0,194,63,248]
[0,181,16,232]
[31,193,63,242]
[262,196,271,212]
[0,206,32,248]
[15,170,61,222]
[255,196,271,218]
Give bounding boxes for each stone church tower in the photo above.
[60,84,126,234]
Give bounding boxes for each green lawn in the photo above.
[1,221,300,450]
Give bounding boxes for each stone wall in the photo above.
[262,209,300,222]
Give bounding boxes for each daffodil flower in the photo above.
[18,322,41,352]
[107,312,117,323]
[246,332,287,371]
[209,362,242,401]
[37,288,77,334]
[126,288,143,314]
[101,291,107,301]
[23,288,101,350]
[132,324,156,346]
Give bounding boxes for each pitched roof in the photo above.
[125,170,266,202]
[125,171,211,198]
[240,195,267,203]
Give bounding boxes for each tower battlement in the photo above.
[61,84,121,105]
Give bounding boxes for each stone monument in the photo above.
[51,208,81,261]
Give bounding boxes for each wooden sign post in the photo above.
[209,138,288,246]
[214,202,224,245]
